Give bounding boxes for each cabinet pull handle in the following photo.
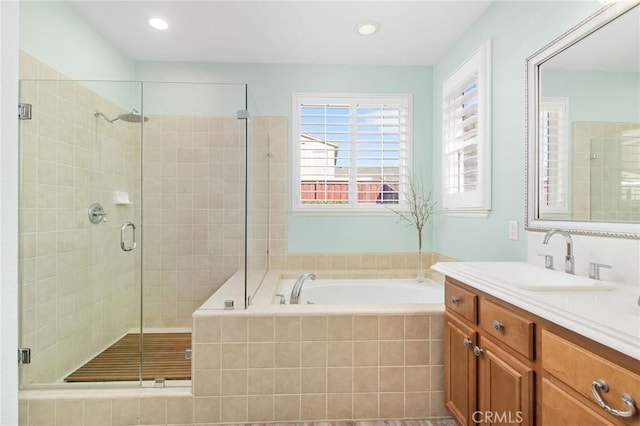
[473,346,483,357]
[492,320,504,332]
[463,337,472,348]
[591,379,637,418]
[451,296,460,304]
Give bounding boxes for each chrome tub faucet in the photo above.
[543,229,574,274]
[290,272,316,304]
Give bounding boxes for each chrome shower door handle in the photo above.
[120,222,137,252]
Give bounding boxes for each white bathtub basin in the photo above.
[277,278,443,304]
[459,262,618,291]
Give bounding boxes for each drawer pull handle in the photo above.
[591,379,637,418]
[473,346,483,357]
[463,337,472,348]
[451,296,460,304]
[492,320,504,332]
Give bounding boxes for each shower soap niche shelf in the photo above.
[114,191,132,205]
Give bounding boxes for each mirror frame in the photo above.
[525,1,640,239]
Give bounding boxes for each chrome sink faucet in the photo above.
[290,272,316,304]
[543,229,574,274]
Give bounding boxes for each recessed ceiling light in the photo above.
[148,17,168,30]
[355,21,380,36]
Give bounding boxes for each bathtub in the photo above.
[276,277,443,305]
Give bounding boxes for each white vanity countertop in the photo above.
[432,261,640,361]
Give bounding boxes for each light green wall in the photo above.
[19,1,136,106]
[136,62,433,253]
[541,69,640,122]
[431,1,601,261]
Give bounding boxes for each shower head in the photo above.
[94,108,148,123]
[117,109,149,123]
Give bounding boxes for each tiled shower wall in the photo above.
[573,121,640,222]
[18,52,141,385]
[141,114,246,327]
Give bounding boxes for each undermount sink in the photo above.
[461,262,618,291]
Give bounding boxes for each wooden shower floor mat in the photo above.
[65,333,191,382]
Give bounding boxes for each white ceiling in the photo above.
[69,0,492,66]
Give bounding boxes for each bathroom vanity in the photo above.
[433,262,640,426]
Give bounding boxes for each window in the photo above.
[539,97,570,217]
[442,40,491,216]
[292,93,411,212]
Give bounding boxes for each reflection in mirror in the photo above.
[527,2,640,238]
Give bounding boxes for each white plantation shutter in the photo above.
[539,98,570,216]
[293,94,411,211]
[442,40,491,215]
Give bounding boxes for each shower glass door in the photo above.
[18,77,256,387]
[18,79,144,386]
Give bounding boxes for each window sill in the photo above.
[444,209,490,218]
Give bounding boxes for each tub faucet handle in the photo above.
[275,293,287,304]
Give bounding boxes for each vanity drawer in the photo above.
[542,330,640,423]
[480,298,534,360]
[445,280,477,324]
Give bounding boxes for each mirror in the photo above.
[526,2,640,238]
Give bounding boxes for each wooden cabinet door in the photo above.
[445,313,477,426]
[478,337,535,426]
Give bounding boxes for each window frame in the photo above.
[538,97,571,218]
[292,93,413,214]
[441,40,492,217]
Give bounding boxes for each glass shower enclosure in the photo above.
[18,78,267,387]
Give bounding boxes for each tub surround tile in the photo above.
[301,342,327,368]
[193,396,221,423]
[301,367,327,393]
[221,343,248,369]
[139,397,167,425]
[405,341,430,366]
[221,316,248,342]
[301,394,327,421]
[166,396,193,425]
[221,369,248,396]
[248,368,275,395]
[405,315,430,340]
[354,392,379,419]
[354,341,378,366]
[327,393,353,420]
[379,341,404,366]
[220,396,248,423]
[275,342,301,367]
[327,341,353,367]
[54,400,84,426]
[249,316,275,342]
[379,393,405,419]
[406,392,431,419]
[354,315,379,340]
[275,368,301,394]
[301,316,327,341]
[83,399,111,426]
[327,367,353,393]
[193,343,220,370]
[275,316,301,341]
[110,398,139,426]
[248,395,275,422]
[353,367,378,393]
[379,316,405,340]
[274,395,300,421]
[380,367,405,392]
[405,366,431,392]
[194,369,221,396]
[328,316,353,341]
[248,342,275,368]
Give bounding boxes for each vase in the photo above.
[416,249,425,282]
